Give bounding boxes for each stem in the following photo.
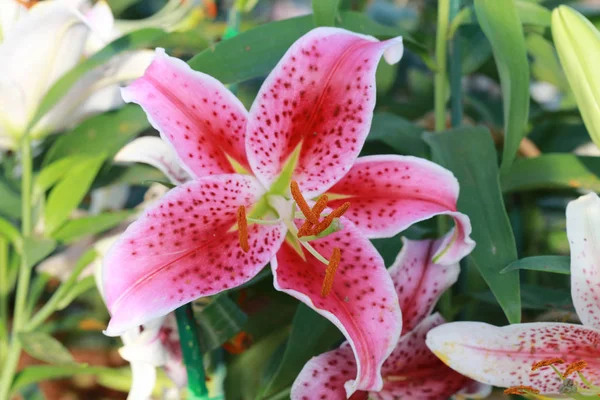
[0,135,34,400]
[434,0,451,132]
[0,237,8,364]
[175,303,209,400]
[449,0,463,127]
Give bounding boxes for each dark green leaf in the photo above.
[474,0,530,174]
[312,0,341,26]
[192,295,248,353]
[44,154,106,234]
[51,211,133,244]
[44,105,150,165]
[424,126,521,323]
[502,255,570,274]
[23,237,57,268]
[472,284,572,311]
[12,365,122,394]
[29,28,166,133]
[501,154,600,193]
[0,178,21,218]
[260,305,343,399]
[366,112,428,157]
[19,332,74,365]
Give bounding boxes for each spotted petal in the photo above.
[426,321,600,394]
[121,49,250,179]
[374,313,471,400]
[246,28,403,198]
[272,216,402,396]
[103,175,286,336]
[326,155,475,264]
[567,192,600,330]
[389,238,460,334]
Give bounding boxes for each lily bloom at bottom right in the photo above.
[426,192,600,396]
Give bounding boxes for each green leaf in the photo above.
[527,33,569,90]
[0,178,21,218]
[312,0,341,27]
[515,0,551,27]
[424,126,521,323]
[0,217,22,251]
[56,276,97,310]
[51,211,133,244]
[472,284,572,311]
[23,237,57,268]
[44,154,105,234]
[12,365,122,394]
[260,305,343,399]
[502,255,570,274]
[29,28,166,133]
[19,332,74,365]
[191,295,248,353]
[188,12,427,85]
[501,154,600,193]
[44,105,150,165]
[34,155,88,199]
[474,0,530,173]
[366,112,428,157]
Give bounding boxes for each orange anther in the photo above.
[503,386,540,395]
[321,248,341,297]
[297,222,314,237]
[310,202,350,236]
[15,0,38,9]
[532,358,565,371]
[297,195,329,237]
[223,331,252,354]
[237,205,249,252]
[290,181,319,224]
[564,360,587,377]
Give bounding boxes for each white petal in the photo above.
[115,136,192,185]
[567,192,600,330]
[127,361,156,400]
[0,0,28,40]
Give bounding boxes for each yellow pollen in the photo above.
[532,358,565,371]
[504,386,540,395]
[15,0,38,9]
[237,205,249,252]
[290,181,319,224]
[321,247,341,297]
[564,360,587,377]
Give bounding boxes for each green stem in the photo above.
[434,0,451,132]
[0,237,8,364]
[175,303,209,400]
[449,0,463,127]
[0,135,34,400]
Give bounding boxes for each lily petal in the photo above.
[326,155,475,264]
[246,28,403,198]
[103,174,286,336]
[375,314,470,400]
[115,136,192,185]
[272,216,402,395]
[566,192,600,330]
[426,321,600,394]
[389,238,460,334]
[290,342,360,400]
[121,48,250,178]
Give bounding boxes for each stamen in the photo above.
[310,202,351,236]
[297,194,329,237]
[237,205,249,252]
[532,358,565,371]
[564,360,587,377]
[290,181,319,224]
[503,386,540,395]
[321,248,341,297]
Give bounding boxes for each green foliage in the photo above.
[312,0,341,27]
[502,256,570,274]
[18,332,75,365]
[192,295,248,353]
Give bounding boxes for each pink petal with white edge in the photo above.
[389,238,459,334]
[103,174,286,336]
[115,136,192,185]
[326,155,475,264]
[272,216,402,396]
[121,49,250,178]
[291,343,361,400]
[246,28,403,197]
[566,192,600,330]
[374,314,471,400]
[426,321,600,393]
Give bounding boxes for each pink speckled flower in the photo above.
[426,192,600,395]
[103,27,475,395]
[292,238,489,400]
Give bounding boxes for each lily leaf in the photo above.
[51,211,133,244]
[191,295,248,353]
[18,332,75,365]
[501,256,570,275]
[312,0,341,27]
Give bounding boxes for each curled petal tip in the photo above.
[382,37,404,65]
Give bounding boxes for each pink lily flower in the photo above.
[103,27,474,395]
[291,238,489,400]
[426,192,600,395]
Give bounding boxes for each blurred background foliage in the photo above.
[3,0,600,399]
